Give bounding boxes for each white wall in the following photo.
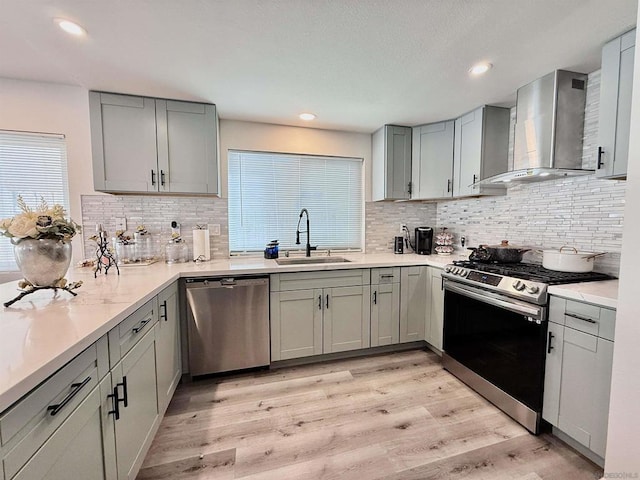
[219,119,372,200]
[0,78,95,271]
[604,21,640,475]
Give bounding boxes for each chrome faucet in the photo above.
[296,208,317,257]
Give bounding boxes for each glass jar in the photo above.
[114,240,138,265]
[134,233,155,262]
[165,240,188,264]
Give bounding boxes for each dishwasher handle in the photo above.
[186,276,269,290]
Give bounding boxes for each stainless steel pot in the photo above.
[541,246,606,272]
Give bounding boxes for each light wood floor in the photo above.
[137,349,603,480]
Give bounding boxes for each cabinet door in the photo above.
[557,328,614,457]
[270,289,323,361]
[155,283,181,415]
[12,376,116,480]
[156,100,219,194]
[371,283,400,347]
[387,126,412,200]
[112,327,159,480]
[412,121,454,199]
[542,321,565,426]
[324,286,371,353]
[89,92,158,193]
[453,109,483,197]
[598,29,635,179]
[400,267,428,343]
[426,267,444,350]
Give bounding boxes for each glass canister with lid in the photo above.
[165,234,189,264]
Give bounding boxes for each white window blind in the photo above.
[228,150,363,254]
[0,131,69,271]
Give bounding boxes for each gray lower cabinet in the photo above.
[270,270,371,360]
[370,268,401,347]
[372,125,412,200]
[11,376,117,480]
[400,266,428,343]
[155,282,182,415]
[425,267,444,351]
[90,91,219,195]
[452,105,509,197]
[111,325,160,480]
[411,121,454,199]
[543,296,616,461]
[597,28,635,179]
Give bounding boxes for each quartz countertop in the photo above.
[0,252,463,413]
[548,279,619,310]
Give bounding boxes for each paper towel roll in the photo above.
[192,228,210,261]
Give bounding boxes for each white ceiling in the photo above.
[0,0,637,133]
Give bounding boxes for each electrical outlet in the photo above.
[115,217,126,232]
[209,224,221,236]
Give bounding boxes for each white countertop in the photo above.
[548,280,619,310]
[0,252,462,413]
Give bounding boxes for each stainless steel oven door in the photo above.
[443,279,548,433]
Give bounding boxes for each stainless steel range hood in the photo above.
[479,70,593,185]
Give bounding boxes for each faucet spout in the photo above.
[296,208,313,257]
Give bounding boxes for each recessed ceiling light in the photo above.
[299,113,316,121]
[469,62,493,76]
[55,18,87,37]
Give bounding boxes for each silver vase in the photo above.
[13,238,72,286]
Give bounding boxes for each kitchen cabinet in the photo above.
[370,268,400,347]
[10,376,117,480]
[452,105,510,197]
[425,266,444,351]
[270,270,371,360]
[399,266,428,343]
[155,282,182,415]
[90,91,219,194]
[597,28,635,179]
[543,296,616,461]
[411,121,455,199]
[372,125,412,200]
[111,325,160,480]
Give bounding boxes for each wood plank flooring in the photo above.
[137,349,603,480]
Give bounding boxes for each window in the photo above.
[228,150,363,254]
[0,131,69,271]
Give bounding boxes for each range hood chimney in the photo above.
[480,70,593,185]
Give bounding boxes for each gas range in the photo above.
[442,260,613,305]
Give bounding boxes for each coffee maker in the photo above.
[415,227,433,255]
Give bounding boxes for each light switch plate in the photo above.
[209,224,221,236]
[115,217,126,232]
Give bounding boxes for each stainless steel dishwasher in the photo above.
[185,276,270,376]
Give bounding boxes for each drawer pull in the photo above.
[380,274,395,279]
[566,312,598,324]
[132,318,150,333]
[47,376,91,416]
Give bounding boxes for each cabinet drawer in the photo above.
[371,267,400,284]
[271,269,370,291]
[108,298,158,367]
[548,296,616,341]
[0,340,107,477]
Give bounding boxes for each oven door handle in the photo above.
[445,282,543,319]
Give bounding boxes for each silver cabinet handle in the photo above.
[565,312,598,324]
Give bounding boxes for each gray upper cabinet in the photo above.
[411,121,455,199]
[597,28,635,179]
[453,105,510,197]
[372,125,412,200]
[90,91,219,195]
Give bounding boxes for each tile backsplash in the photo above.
[81,195,229,260]
[80,71,625,276]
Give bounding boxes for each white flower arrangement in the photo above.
[0,196,81,241]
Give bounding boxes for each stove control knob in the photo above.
[445,267,452,273]
[459,269,467,277]
[512,280,525,291]
[525,285,540,294]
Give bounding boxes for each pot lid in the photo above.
[484,240,530,250]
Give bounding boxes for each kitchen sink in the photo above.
[275,256,351,265]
